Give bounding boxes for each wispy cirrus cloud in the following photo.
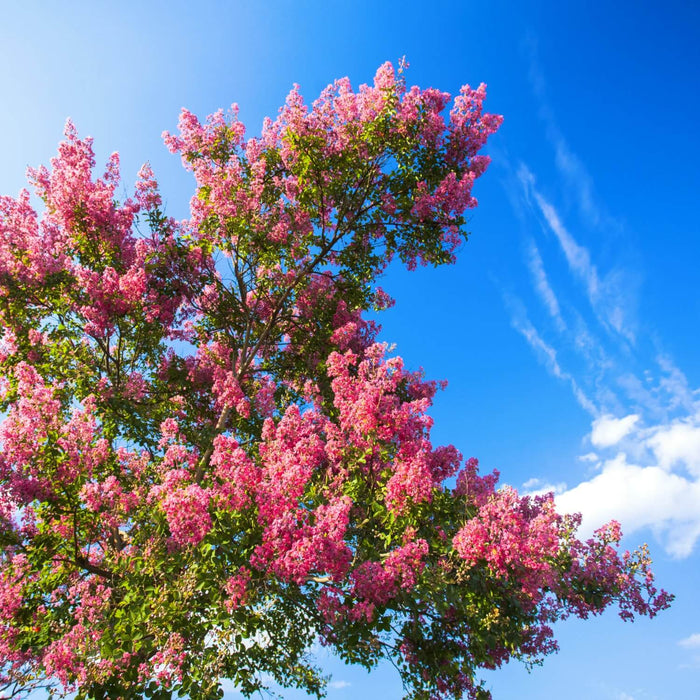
[502,291,596,415]
[503,47,700,559]
[518,164,637,345]
[512,186,700,556]
[524,35,608,229]
[526,240,565,331]
[656,353,696,413]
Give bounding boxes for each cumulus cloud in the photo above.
[590,414,640,448]
[329,680,352,690]
[556,408,700,558]
[646,415,700,476]
[557,452,700,557]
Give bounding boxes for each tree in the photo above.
[0,62,670,699]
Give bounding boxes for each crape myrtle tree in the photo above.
[0,62,671,699]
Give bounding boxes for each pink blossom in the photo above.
[160,484,212,547]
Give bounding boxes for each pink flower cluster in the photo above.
[453,487,563,600]
[452,464,671,626]
[163,61,502,281]
[326,343,459,512]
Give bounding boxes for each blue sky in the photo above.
[3,1,700,698]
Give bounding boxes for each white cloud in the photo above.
[528,387,700,559]
[679,633,700,649]
[590,414,640,448]
[329,680,351,690]
[646,415,700,476]
[556,449,700,558]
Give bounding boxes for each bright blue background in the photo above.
[2,2,699,698]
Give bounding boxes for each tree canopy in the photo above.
[0,62,671,699]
